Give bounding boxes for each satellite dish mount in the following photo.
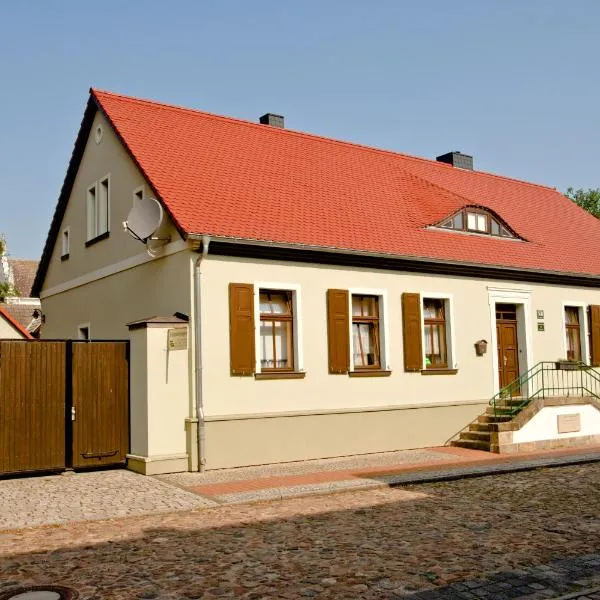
[123,197,170,255]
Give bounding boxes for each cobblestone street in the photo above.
[1,463,599,599]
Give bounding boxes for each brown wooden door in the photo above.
[0,341,66,475]
[496,304,520,392]
[71,342,129,469]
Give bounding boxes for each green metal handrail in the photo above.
[490,361,600,417]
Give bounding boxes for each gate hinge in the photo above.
[71,406,76,421]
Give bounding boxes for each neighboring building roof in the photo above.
[0,304,33,339]
[8,258,39,297]
[33,89,600,295]
[1,302,39,330]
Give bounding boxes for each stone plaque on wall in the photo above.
[167,328,188,351]
[557,413,581,434]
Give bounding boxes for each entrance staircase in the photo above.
[451,361,600,453]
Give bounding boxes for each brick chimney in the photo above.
[436,151,473,170]
[259,113,284,128]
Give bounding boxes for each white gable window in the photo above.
[86,175,110,243]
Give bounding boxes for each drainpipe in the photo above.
[194,235,210,471]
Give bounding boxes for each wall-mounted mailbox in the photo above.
[475,339,488,356]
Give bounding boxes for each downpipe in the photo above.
[194,235,210,471]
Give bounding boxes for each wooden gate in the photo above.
[0,340,129,476]
[71,342,129,469]
[0,341,66,474]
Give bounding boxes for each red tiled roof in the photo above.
[91,90,600,277]
[8,258,39,297]
[0,304,33,339]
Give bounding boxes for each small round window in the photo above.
[94,125,103,144]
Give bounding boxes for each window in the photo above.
[351,294,380,369]
[437,207,517,239]
[61,227,70,259]
[86,176,110,242]
[86,184,97,241]
[78,324,90,340]
[423,298,447,368]
[565,307,581,361]
[402,293,456,373]
[259,290,294,371]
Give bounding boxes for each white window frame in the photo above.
[98,174,111,235]
[77,322,91,340]
[562,302,590,364]
[253,282,303,373]
[420,293,457,370]
[61,226,70,257]
[133,185,144,204]
[86,175,111,242]
[86,182,98,241]
[348,288,390,372]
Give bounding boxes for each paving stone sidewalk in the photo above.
[0,469,215,531]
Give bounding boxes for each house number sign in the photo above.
[167,328,188,351]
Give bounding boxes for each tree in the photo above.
[0,281,19,301]
[566,187,600,219]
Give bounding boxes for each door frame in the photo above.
[488,287,533,395]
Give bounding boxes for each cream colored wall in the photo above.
[0,317,24,339]
[43,111,181,292]
[40,249,193,340]
[145,325,190,456]
[200,255,600,418]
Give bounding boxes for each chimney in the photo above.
[436,151,473,170]
[259,113,284,128]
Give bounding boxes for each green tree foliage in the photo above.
[566,187,600,219]
[0,281,19,301]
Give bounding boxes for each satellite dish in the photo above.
[123,197,164,243]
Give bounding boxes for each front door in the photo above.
[496,303,519,392]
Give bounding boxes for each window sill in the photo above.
[60,253,70,262]
[348,370,392,378]
[255,371,306,380]
[421,368,458,376]
[85,231,110,247]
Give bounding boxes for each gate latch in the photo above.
[71,406,76,421]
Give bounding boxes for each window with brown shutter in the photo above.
[402,292,422,372]
[564,306,582,362]
[229,283,255,375]
[589,305,600,367]
[259,290,294,371]
[351,295,381,369]
[327,289,350,374]
[423,298,447,368]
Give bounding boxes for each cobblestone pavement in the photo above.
[0,469,215,530]
[1,463,599,599]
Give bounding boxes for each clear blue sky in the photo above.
[1,0,598,259]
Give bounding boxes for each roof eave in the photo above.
[187,233,600,287]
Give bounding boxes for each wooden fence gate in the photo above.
[0,340,129,476]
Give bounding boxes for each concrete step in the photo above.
[460,431,491,442]
[469,422,493,432]
[478,414,512,424]
[486,406,518,416]
[451,439,492,452]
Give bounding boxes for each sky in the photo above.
[1,0,599,259]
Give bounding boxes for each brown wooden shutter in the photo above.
[229,283,255,376]
[327,289,350,374]
[402,292,423,372]
[589,305,600,367]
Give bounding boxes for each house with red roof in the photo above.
[0,304,33,339]
[32,89,600,473]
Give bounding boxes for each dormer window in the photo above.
[437,207,517,239]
